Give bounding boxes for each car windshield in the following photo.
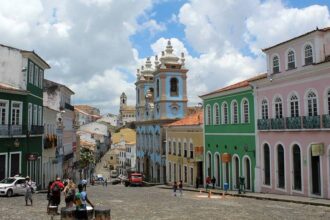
[0,178,15,184]
[132,175,142,178]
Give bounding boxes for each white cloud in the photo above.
[139,19,166,35]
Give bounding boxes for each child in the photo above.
[74,184,94,219]
[173,181,178,197]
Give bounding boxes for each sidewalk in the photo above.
[157,185,330,207]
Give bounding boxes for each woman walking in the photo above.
[64,178,76,208]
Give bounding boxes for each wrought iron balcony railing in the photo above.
[303,115,320,129]
[286,117,302,129]
[0,124,26,136]
[322,114,330,128]
[30,125,44,134]
[257,119,271,130]
[271,118,285,129]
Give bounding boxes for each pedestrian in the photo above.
[64,178,76,208]
[211,176,216,189]
[81,178,87,191]
[74,183,94,219]
[178,180,183,196]
[195,177,199,189]
[173,181,177,197]
[50,177,65,207]
[206,176,211,189]
[47,181,54,213]
[24,176,33,206]
[105,178,108,187]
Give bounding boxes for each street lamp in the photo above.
[243,144,255,157]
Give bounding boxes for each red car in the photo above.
[124,172,143,187]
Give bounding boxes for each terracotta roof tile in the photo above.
[165,110,203,127]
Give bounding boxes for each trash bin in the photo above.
[224,183,229,192]
[239,177,245,194]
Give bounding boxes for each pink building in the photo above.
[252,28,330,198]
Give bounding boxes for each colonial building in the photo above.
[0,44,50,187]
[200,75,264,192]
[74,105,101,127]
[118,92,135,126]
[135,40,188,183]
[165,109,204,187]
[252,27,330,198]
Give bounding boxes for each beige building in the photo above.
[118,92,135,126]
[165,110,204,187]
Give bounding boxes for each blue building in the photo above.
[135,41,188,183]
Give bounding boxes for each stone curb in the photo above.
[157,186,330,207]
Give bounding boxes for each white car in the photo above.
[0,177,37,197]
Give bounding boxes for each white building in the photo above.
[97,113,118,127]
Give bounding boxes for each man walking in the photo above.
[50,177,65,207]
[24,176,33,206]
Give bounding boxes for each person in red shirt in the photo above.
[50,177,65,207]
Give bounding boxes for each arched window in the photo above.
[170,78,178,96]
[184,142,187,157]
[242,99,249,123]
[221,102,228,124]
[190,143,194,158]
[231,101,238,124]
[304,44,313,65]
[290,94,299,117]
[261,99,268,119]
[307,91,318,116]
[273,56,280,73]
[156,79,160,97]
[205,105,211,125]
[274,97,283,118]
[178,142,182,156]
[213,104,220,125]
[173,141,177,155]
[288,50,295,70]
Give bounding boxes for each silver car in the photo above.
[0,177,37,197]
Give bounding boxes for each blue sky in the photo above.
[1,0,330,114]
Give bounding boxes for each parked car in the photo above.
[0,177,37,197]
[110,170,118,178]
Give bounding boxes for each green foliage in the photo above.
[79,148,95,168]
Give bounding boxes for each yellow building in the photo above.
[165,110,204,187]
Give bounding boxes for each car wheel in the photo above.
[7,189,13,197]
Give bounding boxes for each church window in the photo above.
[156,79,160,97]
[170,78,178,96]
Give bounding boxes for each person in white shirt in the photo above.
[25,176,33,206]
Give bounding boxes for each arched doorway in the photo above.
[232,156,239,189]
[263,144,270,185]
[277,145,285,189]
[292,144,302,191]
[243,157,251,191]
[207,152,212,177]
[310,147,321,195]
[215,154,220,187]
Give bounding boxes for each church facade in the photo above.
[135,41,188,183]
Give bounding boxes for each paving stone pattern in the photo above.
[0,184,330,220]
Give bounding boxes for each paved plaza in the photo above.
[0,184,330,220]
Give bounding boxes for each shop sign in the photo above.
[311,143,324,156]
[26,153,38,161]
[222,153,231,163]
[194,146,203,162]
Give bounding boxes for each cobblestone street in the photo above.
[1,184,330,220]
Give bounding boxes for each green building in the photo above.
[0,44,50,188]
[200,76,264,192]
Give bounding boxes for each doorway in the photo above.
[233,156,239,189]
[277,145,285,189]
[215,154,220,187]
[292,145,301,190]
[244,157,251,190]
[311,149,321,195]
[197,162,203,186]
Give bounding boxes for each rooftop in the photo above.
[112,128,136,144]
[165,110,203,127]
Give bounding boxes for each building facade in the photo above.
[165,110,204,187]
[201,78,261,191]
[118,92,136,127]
[136,40,188,183]
[0,44,50,187]
[252,28,330,198]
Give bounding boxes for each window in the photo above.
[34,65,39,86]
[156,79,160,97]
[242,99,249,123]
[307,91,318,116]
[28,103,32,129]
[221,102,228,124]
[29,62,34,83]
[328,90,330,115]
[169,162,171,182]
[290,95,299,117]
[0,100,8,125]
[231,101,238,124]
[184,142,187,157]
[38,106,42,126]
[189,143,194,159]
[184,166,187,183]
[33,105,37,125]
[173,142,176,155]
[190,167,194,186]
[287,50,295,70]
[178,142,182,156]
[273,56,280,73]
[274,97,283,118]
[170,78,178,96]
[137,89,140,104]
[304,45,313,65]
[39,69,44,88]
[11,102,22,125]
[206,105,211,125]
[213,104,220,125]
[261,99,268,119]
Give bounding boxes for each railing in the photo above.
[322,114,330,128]
[257,119,271,130]
[286,117,301,129]
[30,125,44,134]
[0,124,26,136]
[303,115,320,129]
[271,118,285,129]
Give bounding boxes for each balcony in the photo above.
[257,119,271,130]
[0,124,26,136]
[30,125,44,134]
[322,114,330,128]
[303,116,320,129]
[286,117,302,129]
[271,118,285,129]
